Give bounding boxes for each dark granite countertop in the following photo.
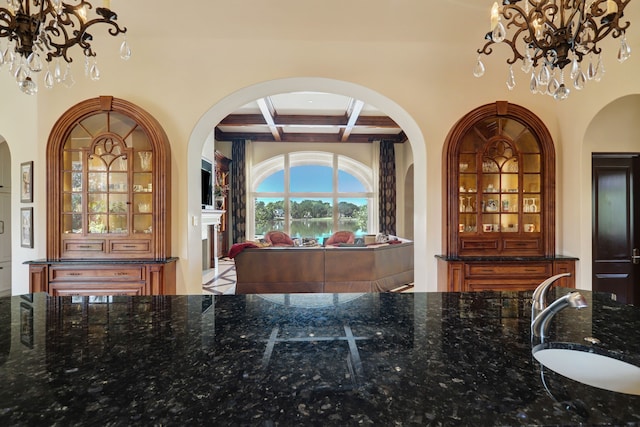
[1,289,639,426]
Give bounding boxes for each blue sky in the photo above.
[257,165,368,206]
[258,165,365,192]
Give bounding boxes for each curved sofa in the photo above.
[233,241,414,294]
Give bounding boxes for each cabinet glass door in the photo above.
[62,112,152,237]
[62,150,84,234]
[132,136,153,234]
[457,117,542,236]
[446,101,554,258]
[51,96,171,261]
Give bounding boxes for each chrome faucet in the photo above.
[531,272,572,323]
[531,291,588,341]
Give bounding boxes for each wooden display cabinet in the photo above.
[438,101,576,291]
[28,96,176,295]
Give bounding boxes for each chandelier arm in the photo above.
[476,43,494,57]
[501,4,552,63]
[494,4,549,67]
[574,1,631,59]
[539,2,560,32]
[41,2,126,63]
[0,9,16,40]
[44,0,93,61]
[43,23,72,62]
[75,18,126,55]
[562,0,584,31]
[591,16,631,42]
[501,29,526,65]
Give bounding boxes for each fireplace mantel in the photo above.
[202,209,225,271]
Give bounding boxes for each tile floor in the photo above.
[203,258,237,295]
[202,258,414,295]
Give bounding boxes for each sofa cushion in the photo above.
[265,231,295,246]
[325,230,355,246]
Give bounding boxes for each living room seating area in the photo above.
[232,238,414,294]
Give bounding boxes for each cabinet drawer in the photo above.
[466,280,543,292]
[460,239,499,251]
[467,263,552,277]
[50,266,144,281]
[63,240,105,252]
[110,241,151,253]
[49,282,145,297]
[502,238,541,250]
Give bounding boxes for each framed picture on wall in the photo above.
[20,207,33,248]
[20,161,33,203]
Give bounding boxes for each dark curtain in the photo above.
[379,139,396,235]
[231,139,247,243]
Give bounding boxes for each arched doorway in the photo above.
[584,95,640,303]
[0,138,11,296]
[185,78,428,294]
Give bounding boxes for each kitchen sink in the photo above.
[533,346,640,395]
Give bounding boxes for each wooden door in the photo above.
[592,154,640,305]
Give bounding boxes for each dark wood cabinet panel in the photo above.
[29,260,176,296]
[29,96,175,296]
[437,258,576,292]
[438,102,576,291]
[443,101,555,258]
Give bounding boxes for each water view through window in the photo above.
[254,162,371,243]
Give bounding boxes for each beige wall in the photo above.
[2,0,640,294]
[0,76,38,295]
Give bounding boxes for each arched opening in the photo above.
[582,95,640,299]
[185,78,427,295]
[0,138,11,296]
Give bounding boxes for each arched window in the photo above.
[250,151,375,243]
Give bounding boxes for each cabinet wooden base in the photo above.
[27,259,177,296]
[437,257,577,292]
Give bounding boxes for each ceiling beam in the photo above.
[215,128,407,144]
[256,97,282,142]
[341,99,364,142]
[218,113,399,128]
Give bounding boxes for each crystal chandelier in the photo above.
[0,0,130,95]
[473,0,631,100]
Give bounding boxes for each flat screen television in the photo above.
[201,159,213,208]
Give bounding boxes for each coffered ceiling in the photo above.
[215,92,406,144]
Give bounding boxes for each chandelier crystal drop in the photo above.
[474,0,631,101]
[0,0,129,95]
[506,64,516,90]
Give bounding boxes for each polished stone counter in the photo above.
[0,289,639,426]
